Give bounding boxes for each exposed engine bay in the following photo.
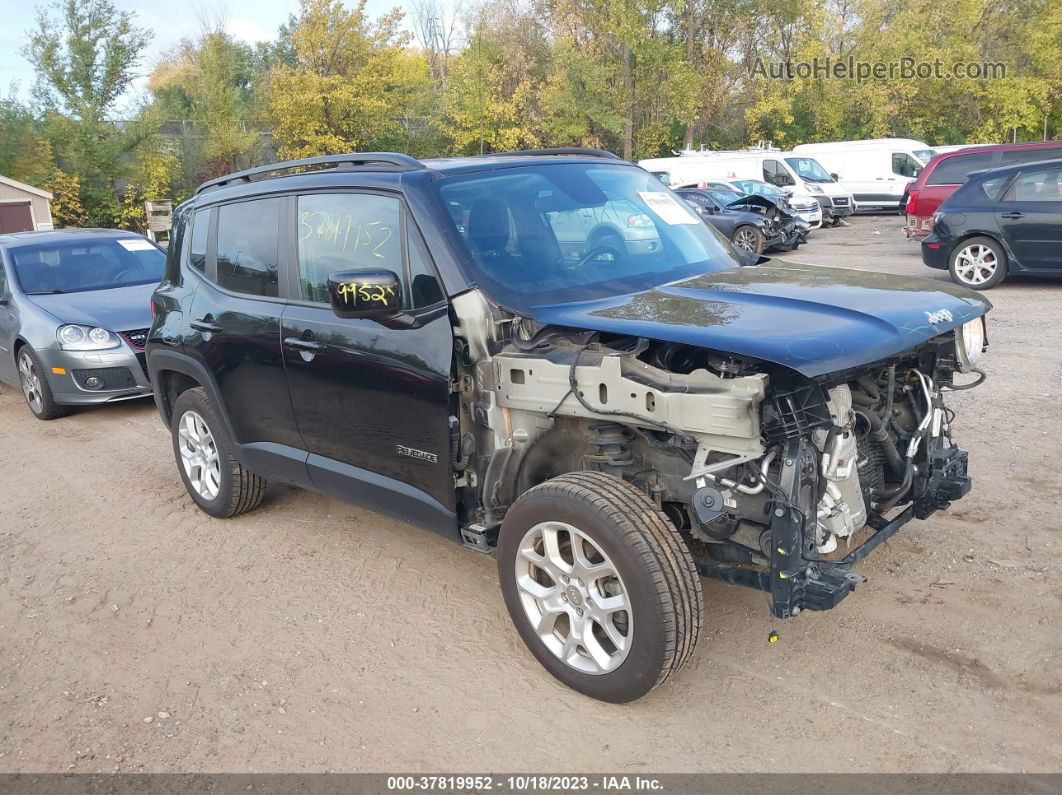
[450,289,982,618]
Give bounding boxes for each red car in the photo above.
[905,140,1062,237]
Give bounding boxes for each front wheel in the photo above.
[17,346,68,420]
[731,224,765,254]
[498,472,703,703]
[949,236,1006,290]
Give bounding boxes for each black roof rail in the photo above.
[195,152,426,195]
[488,147,622,160]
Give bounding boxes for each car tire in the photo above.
[949,236,1007,290]
[497,471,703,703]
[171,387,266,518]
[17,346,69,421]
[731,225,765,254]
[591,230,627,256]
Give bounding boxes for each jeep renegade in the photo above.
[147,149,990,702]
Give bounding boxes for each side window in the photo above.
[980,177,1008,201]
[0,258,7,296]
[763,160,793,186]
[1000,147,1062,166]
[189,208,209,272]
[1005,168,1062,202]
[296,193,402,304]
[927,153,995,185]
[216,198,281,297]
[407,225,444,308]
[891,153,921,178]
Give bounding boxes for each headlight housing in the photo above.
[809,185,824,194]
[955,317,986,371]
[57,324,121,351]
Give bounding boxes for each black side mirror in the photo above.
[328,269,403,320]
[830,172,839,181]
[0,297,9,307]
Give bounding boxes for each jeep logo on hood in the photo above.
[925,309,955,325]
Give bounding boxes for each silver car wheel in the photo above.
[733,227,760,251]
[953,243,997,285]
[514,521,633,675]
[18,352,43,414]
[178,410,222,501]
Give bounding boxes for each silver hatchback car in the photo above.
[0,229,164,420]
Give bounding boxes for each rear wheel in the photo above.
[17,346,68,421]
[949,236,1006,290]
[171,387,266,518]
[498,472,703,703]
[731,224,765,254]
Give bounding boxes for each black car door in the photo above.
[183,197,308,483]
[280,190,455,533]
[679,191,736,237]
[996,165,1062,271]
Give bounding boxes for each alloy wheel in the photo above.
[514,521,633,675]
[734,227,760,252]
[953,243,998,286]
[18,352,43,414]
[178,410,222,501]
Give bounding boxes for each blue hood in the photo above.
[527,261,990,377]
[25,282,156,332]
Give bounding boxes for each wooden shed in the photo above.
[0,176,54,233]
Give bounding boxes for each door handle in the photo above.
[190,317,222,333]
[283,337,326,352]
[1000,211,1024,220]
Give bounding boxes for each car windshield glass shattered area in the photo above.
[10,238,165,294]
[437,163,739,308]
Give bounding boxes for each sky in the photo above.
[0,0,408,114]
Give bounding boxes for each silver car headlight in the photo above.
[955,317,986,371]
[57,324,121,351]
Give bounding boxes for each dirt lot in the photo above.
[0,215,1059,773]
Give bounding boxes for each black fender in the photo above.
[147,348,240,448]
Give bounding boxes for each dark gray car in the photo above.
[0,229,164,419]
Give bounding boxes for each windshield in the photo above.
[784,157,834,182]
[437,163,740,308]
[10,237,165,294]
[731,179,784,198]
[914,148,936,162]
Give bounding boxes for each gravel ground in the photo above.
[0,215,1059,773]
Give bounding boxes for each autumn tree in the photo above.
[270,0,433,158]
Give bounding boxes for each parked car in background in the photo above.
[720,178,823,229]
[0,229,162,419]
[921,158,1062,289]
[547,197,663,261]
[904,140,1062,237]
[639,150,855,226]
[674,185,805,253]
[792,138,935,211]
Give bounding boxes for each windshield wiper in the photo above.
[25,289,67,295]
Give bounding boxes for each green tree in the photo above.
[23,0,152,226]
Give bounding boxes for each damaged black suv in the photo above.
[147,149,990,703]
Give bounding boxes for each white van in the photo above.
[791,139,936,210]
[639,150,855,226]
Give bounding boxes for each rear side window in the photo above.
[296,193,402,303]
[926,152,996,185]
[216,198,281,297]
[980,177,1008,201]
[1005,167,1062,202]
[999,147,1062,166]
[189,208,209,272]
